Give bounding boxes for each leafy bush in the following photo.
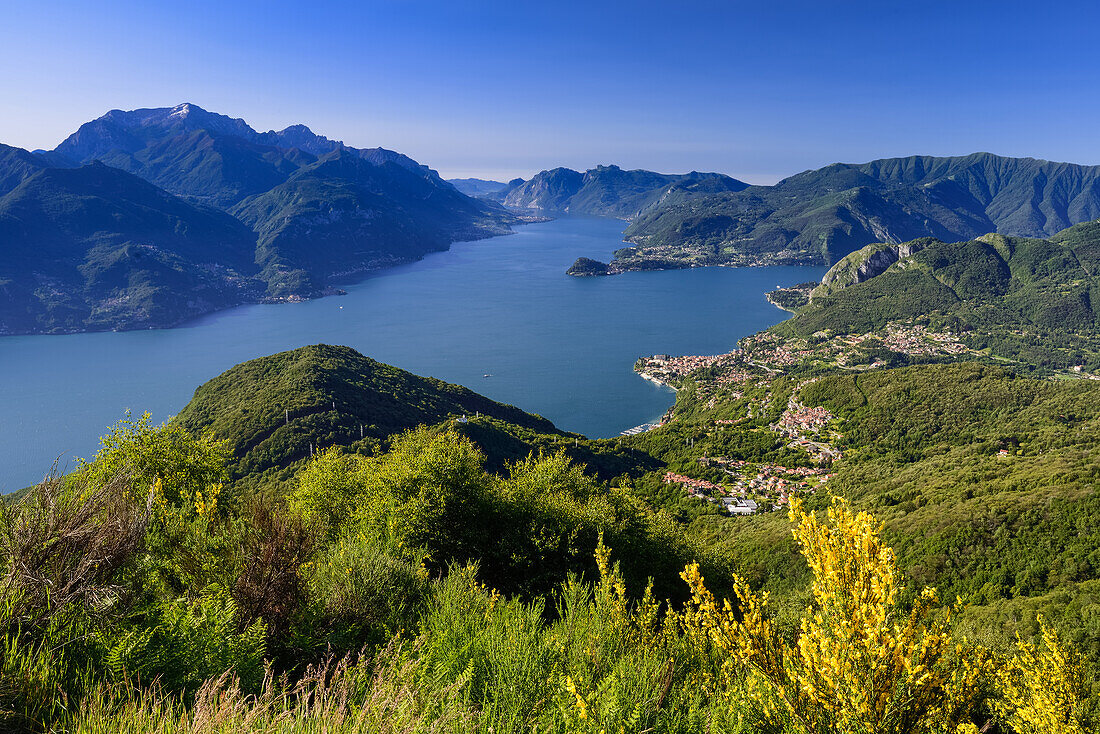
[306,530,428,650]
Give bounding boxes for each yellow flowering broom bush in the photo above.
[679,496,990,734]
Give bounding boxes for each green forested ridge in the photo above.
[595,152,1100,272]
[173,344,655,490]
[0,104,514,334]
[773,220,1100,370]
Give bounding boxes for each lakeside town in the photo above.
[634,352,756,390]
[645,369,844,515]
[634,321,975,395]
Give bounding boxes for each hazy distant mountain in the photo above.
[495,165,748,219]
[0,144,49,196]
[447,178,508,196]
[603,153,1100,272]
[0,104,516,334]
[0,162,258,334]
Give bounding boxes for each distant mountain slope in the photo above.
[595,153,1100,272]
[232,149,513,296]
[447,178,508,196]
[173,344,655,486]
[496,165,748,219]
[0,162,259,334]
[0,104,517,334]
[93,129,311,208]
[0,144,47,196]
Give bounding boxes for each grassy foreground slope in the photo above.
[2,345,1098,732]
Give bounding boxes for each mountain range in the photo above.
[0,104,514,335]
[547,153,1100,274]
[490,165,748,219]
[9,107,1100,334]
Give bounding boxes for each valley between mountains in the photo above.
[6,104,1100,336]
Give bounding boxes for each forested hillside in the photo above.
[0,162,259,334]
[173,344,655,489]
[769,219,1100,371]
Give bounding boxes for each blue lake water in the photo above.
[0,216,824,492]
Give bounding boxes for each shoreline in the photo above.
[622,275,824,435]
[765,292,800,313]
[1,222,531,339]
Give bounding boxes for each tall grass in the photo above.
[71,642,472,734]
[60,540,762,734]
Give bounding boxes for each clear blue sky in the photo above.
[2,0,1098,184]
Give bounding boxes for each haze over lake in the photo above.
[0,217,824,492]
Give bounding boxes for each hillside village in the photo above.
[663,457,834,515]
[635,307,1100,519]
[653,374,841,515]
[636,322,973,393]
[739,322,971,370]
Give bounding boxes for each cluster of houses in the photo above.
[822,324,970,366]
[663,471,723,493]
[778,404,834,434]
[737,322,973,372]
[771,388,843,462]
[787,436,842,462]
[663,458,835,516]
[663,471,763,515]
[882,323,968,356]
[740,332,819,367]
[636,352,757,390]
[636,353,722,387]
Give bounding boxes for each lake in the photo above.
[0,217,825,492]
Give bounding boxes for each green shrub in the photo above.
[104,586,266,695]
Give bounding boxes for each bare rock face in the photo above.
[501,168,584,211]
[816,237,940,296]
